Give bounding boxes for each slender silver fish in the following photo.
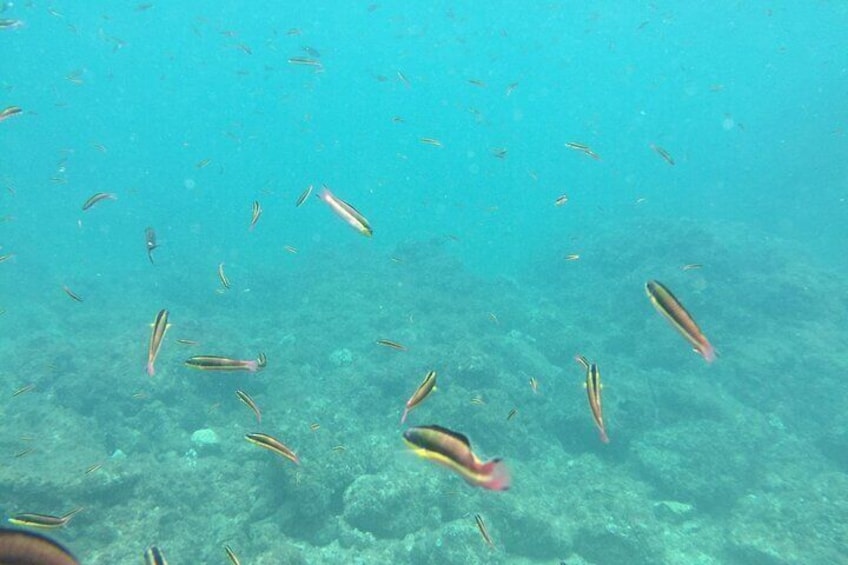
[318,186,372,237]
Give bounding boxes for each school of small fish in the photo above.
[0,5,724,562]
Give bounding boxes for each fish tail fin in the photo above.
[700,342,717,363]
[400,408,409,425]
[63,507,84,522]
[600,429,610,444]
[479,458,511,491]
[146,363,155,377]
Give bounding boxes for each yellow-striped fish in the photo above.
[9,508,83,529]
[144,545,168,565]
[245,432,299,465]
[81,192,117,211]
[62,285,83,303]
[224,544,241,565]
[13,383,35,397]
[400,370,436,424]
[236,390,261,423]
[564,141,600,160]
[146,309,170,377]
[575,355,608,443]
[295,184,313,207]
[650,143,675,165]
[0,105,24,122]
[318,186,372,237]
[475,514,495,548]
[185,353,267,372]
[402,425,510,491]
[419,137,443,147]
[376,339,406,351]
[85,463,103,474]
[249,200,262,231]
[0,106,23,121]
[217,263,231,289]
[645,280,716,363]
[288,57,322,68]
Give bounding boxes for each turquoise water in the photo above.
[1,2,847,563]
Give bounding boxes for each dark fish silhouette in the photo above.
[145,227,158,264]
[0,527,79,564]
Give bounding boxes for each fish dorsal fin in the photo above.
[423,425,471,448]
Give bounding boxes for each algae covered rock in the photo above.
[190,428,220,452]
[631,419,760,509]
[726,471,848,564]
[653,500,695,524]
[343,472,439,539]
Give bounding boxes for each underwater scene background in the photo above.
[1,1,847,563]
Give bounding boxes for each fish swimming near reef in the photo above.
[645,280,716,363]
[403,424,510,491]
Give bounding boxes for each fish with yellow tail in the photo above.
[575,355,608,443]
[402,425,510,491]
[146,309,170,377]
[318,186,372,237]
[645,280,716,363]
[400,370,436,424]
[185,353,267,372]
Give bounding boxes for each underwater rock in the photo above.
[190,428,220,451]
[653,500,695,523]
[343,473,437,539]
[329,348,353,367]
[727,471,848,564]
[631,419,760,509]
